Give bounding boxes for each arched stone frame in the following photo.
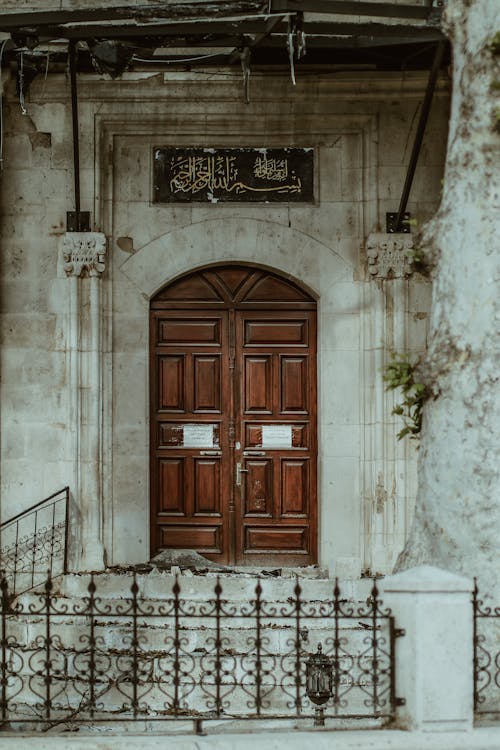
[116,217,362,575]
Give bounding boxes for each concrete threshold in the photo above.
[0,728,499,750]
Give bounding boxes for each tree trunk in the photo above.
[396,0,500,591]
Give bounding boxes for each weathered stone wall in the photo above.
[0,91,72,508]
[0,69,449,575]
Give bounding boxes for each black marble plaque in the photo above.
[153,147,314,203]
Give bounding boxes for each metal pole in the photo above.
[63,487,70,574]
[395,40,446,231]
[68,40,81,229]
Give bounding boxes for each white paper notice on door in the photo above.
[261,424,293,449]
[183,424,214,448]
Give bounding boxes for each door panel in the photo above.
[158,458,184,514]
[160,525,222,552]
[235,309,317,565]
[194,458,221,515]
[244,460,273,516]
[280,356,309,412]
[158,318,222,344]
[150,266,317,566]
[281,459,308,516]
[151,310,229,561]
[158,422,221,449]
[193,355,221,411]
[245,527,308,552]
[158,356,185,411]
[244,356,273,413]
[243,422,310,449]
[244,320,308,345]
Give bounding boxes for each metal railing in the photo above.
[0,487,69,596]
[473,581,500,717]
[0,573,404,732]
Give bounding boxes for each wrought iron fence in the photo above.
[0,573,404,731]
[473,581,500,716]
[0,487,69,597]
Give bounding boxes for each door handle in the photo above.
[235,462,249,487]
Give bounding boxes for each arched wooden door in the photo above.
[150,265,317,566]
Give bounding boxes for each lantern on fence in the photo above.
[305,643,333,726]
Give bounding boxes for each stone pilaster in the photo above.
[61,232,107,571]
[362,233,415,575]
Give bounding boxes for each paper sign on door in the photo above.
[261,424,293,448]
[183,424,215,448]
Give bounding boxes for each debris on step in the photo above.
[149,548,230,572]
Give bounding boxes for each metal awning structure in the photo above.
[0,1,446,73]
[0,1,449,233]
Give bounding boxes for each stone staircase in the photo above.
[3,569,392,732]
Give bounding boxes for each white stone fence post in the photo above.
[381,565,474,731]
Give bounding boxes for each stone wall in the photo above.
[0,68,450,575]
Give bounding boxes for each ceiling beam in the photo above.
[0,0,441,31]
[128,34,437,51]
[15,19,444,41]
[290,20,442,36]
[128,34,440,53]
[258,32,443,47]
[271,0,441,21]
[0,2,267,30]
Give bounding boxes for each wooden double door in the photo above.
[150,265,317,566]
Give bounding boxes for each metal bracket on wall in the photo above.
[67,211,90,232]
[386,212,411,234]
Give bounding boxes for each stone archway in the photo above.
[113,218,358,574]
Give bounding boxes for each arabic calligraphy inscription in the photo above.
[153,148,314,203]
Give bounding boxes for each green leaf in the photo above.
[383,351,431,441]
[397,427,411,440]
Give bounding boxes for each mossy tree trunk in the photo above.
[396,0,500,591]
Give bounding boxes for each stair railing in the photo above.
[0,486,69,596]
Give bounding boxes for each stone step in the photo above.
[4,617,374,655]
[20,570,376,604]
[10,571,381,646]
[9,572,383,658]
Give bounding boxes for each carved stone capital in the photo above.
[62,232,107,277]
[366,233,414,279]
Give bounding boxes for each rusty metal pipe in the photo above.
[68,40,81,228]
[395,40,446,231]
